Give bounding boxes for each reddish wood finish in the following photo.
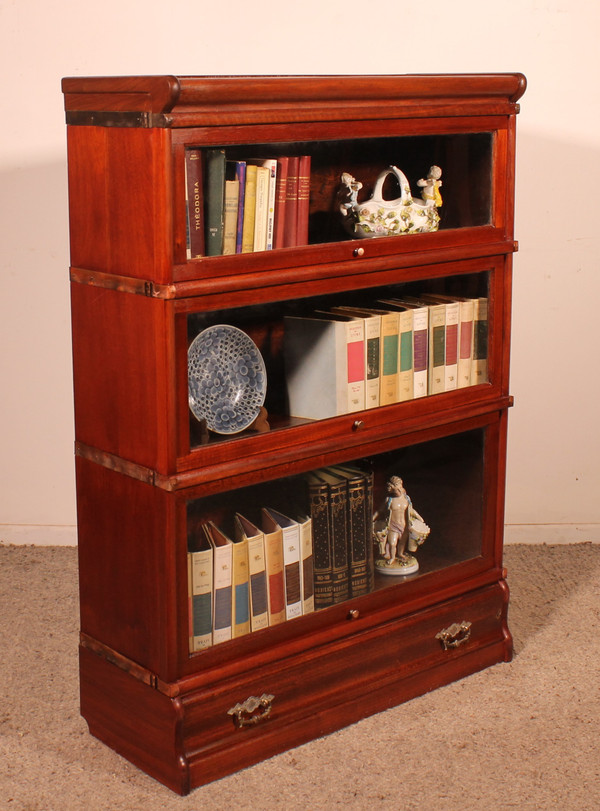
[64,75,524,794]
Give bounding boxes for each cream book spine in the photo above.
[471,297,489,385]
[457,298,474,387]
[234,513,269,632]
[264,509,302,620]
[379,310,400,405]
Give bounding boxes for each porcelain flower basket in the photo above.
[339,165,442,239]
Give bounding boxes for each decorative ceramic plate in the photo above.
[188,325,267,435]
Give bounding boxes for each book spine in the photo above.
[472,298,489,385]
[457,299,474,388]
[184,148,205,259]
[364,316,381,409]
[398,309,414,402]
[412,307,429,398]
[307,476,333,609]
[345,319,365,413]
[263,159,277,250]
[212,542,232,644]
[379,312,400,405]
[345,475,369,597]
[296,155,311,246]
[327,479,349,604]
[247,534,269,631]
[234,161,246,254]
[253,166,270,251]
[429,303,446,395]
[263,525,286,626]
[283,156,299,247]
[241,164,257,253]
[222,179,240,256]
[231,537,250,638]
[273,156,289,249]
[205,148,226,256]
[299,517,315,615]
[444,301,460,390]
[189,546,213,651]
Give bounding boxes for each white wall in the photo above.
[1,0,599,545]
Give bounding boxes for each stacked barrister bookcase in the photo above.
[62,73,526,794]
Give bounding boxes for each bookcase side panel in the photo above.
[76,457,181,679]
[71,282,177,473]
[67,126,173,283]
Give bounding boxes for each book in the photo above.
[314,311,365,413]
[263,508,303,620]
[296,155,311,246]
[284,312,364,420]
[188,529,213,651]
[222,179,240,256]
[204,522,232,644]
[241,164,257,253]
[234,513,269,632]
[184,148,204,259]
[427,300,446,395]
[261,159,278,250]
[283,156,299,247]
[253,165,271,252]
[457,298,475,388]
[376,301,415,402]
[312,469,349,605]
[305,472,334,609]
[234,161,246,254]
[392,300,428,398]
[417,295,460,391]
[205,148,226,256]
[328,466,371,597]
[273,156,289,249]
[331,307,381,409]
[297,514,315,615]
[230,526,251,638]
[472,297,489,384]
[260,508,286,626]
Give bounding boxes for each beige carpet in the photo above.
[1,542,599,810]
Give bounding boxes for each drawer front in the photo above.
[181,582,510,765]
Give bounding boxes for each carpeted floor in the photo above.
[1,542,599,810]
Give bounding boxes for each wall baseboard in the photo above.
[2,523,599,547]
[504,524,600,544]
[0,524,78,546]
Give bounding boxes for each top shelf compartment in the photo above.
[63,74,524,290]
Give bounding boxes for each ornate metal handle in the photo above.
[227,694,274,728]
[436,621,472,651]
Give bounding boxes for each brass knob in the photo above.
[353,247,365,257]
[352,420,364,431]
[348,609,360,620]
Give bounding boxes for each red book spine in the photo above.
[296,155,311,246]
[273,156,289,249]
[283,156,299,247]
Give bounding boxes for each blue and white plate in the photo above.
[188,325,267,435]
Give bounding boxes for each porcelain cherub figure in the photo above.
[373,476,430,576]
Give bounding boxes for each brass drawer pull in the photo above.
[228,693,274,728]
[436,621,472,650]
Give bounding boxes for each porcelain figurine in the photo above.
[373,476,430,576]
[339,165,442,238]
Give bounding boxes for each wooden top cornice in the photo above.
[62,73,527,128]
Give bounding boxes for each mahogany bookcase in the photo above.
[62,73,525,794]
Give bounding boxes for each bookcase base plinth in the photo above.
[80,580,511,795]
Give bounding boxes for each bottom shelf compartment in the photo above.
[80,579,511,795]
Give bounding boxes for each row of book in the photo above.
[284,295,488,421]
[185,148,311,258]
[188,465,376,652]
[188,509,314,653]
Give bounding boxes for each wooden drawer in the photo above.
[181,580,511,787]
